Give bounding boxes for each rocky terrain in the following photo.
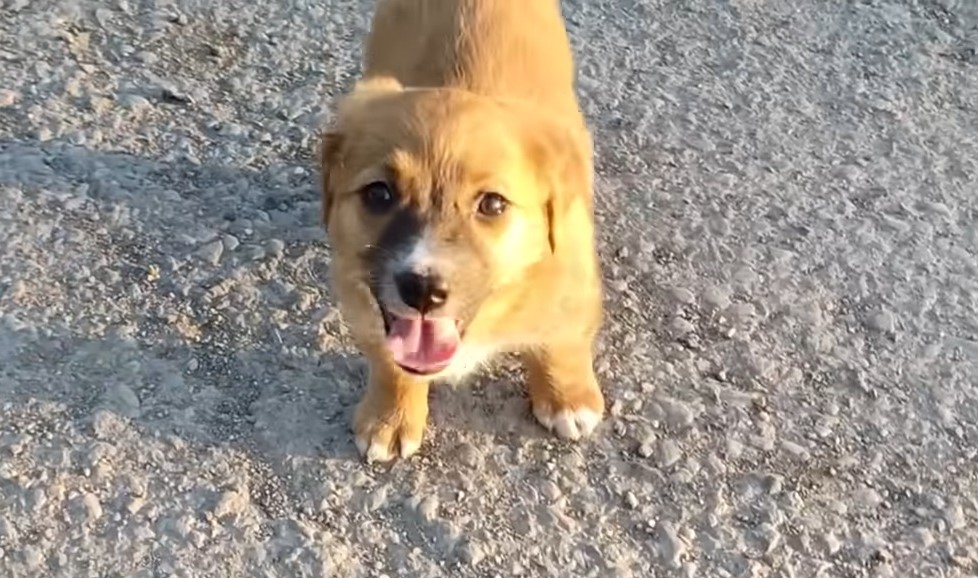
[0,0,976,576]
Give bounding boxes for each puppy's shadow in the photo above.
[0,137,370,464]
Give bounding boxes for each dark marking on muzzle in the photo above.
[363,208,425,298]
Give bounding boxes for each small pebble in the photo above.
[944,501,965,530]
[638,441,655,459]
[0,90,20,107]
[702,286,731,311]
[243,245,266,261]
[658,439,682,468]
[866,309,896,333]
[910,527,934,548]
[669,317,695,337]
[781,440,810,461]
[670,287,695,304]
[725,438,744,459]
[659,398,695,429]
[822,532,842,555]
[458,540,485,566]
[624,492,639,509]
[265,239,285,258]
[416,495,438,522]
[222,234,240,252]
[764,474,784,495]
[118,93,152,113]
[455,443,482,468]
[75,492,103,523]
[367,487,388,512]
[196,240,224,266]
[657,521,686,568]
[541,480,562,501]
[854,487,883,509]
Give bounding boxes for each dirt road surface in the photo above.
[1,0,976,576]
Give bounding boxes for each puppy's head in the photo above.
[320,77,589,377]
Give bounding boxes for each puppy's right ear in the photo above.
[318,128,343,230]
[319,76,404,230]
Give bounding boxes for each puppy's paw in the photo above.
[353,392,427,463]
[531,385,605,441]
[523,343,606,441]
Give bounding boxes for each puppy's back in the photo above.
[364,0,580,118]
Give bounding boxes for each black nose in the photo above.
[394,271,449,314]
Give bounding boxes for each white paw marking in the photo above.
[534,406,602,441]
[365,438,393,463]
[398,437,421,459]
[355,433,421,463]
[355,435,369,456]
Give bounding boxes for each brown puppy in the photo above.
[319,0,604,462]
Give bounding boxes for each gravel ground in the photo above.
[1,0,977,576]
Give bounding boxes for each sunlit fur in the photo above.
[319,0,605,462]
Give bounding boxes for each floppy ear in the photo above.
[538,122,595,254]
[318,76,405,230]
[318,129,343,230]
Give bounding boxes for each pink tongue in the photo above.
[386,315,460,374]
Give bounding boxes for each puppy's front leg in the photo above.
[523,341,605,440]
[354,356,429,462]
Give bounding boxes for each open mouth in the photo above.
[379,305,463,376]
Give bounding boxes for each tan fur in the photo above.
[319,0,604,461]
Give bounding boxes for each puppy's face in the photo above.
[321,81,583,377]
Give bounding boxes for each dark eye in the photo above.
[476,192,509,217]
[360,181,397,214]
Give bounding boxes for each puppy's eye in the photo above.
[360,181,397,214]
[476,192,509,217]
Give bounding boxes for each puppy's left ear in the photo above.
[536,122,595,254]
